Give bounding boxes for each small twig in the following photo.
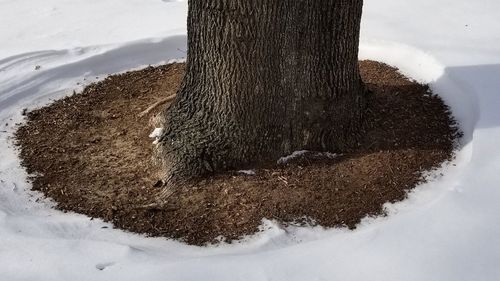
[138,94,177,118]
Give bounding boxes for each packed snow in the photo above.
[149,127,164,144]
[277,150,339,165]
[1,0,500,280]
[238,170,256,176]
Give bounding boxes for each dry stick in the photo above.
[138,93,177,118]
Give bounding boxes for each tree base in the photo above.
[154,76,371,185]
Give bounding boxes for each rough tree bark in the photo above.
[155,0,369,185]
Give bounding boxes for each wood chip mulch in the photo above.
[15,61,460,245]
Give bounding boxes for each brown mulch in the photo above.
[15,61,460,245]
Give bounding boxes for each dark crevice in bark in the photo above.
[156,0,369,184]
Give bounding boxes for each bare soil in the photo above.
[15,61,460,245]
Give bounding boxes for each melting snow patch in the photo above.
[238,170,256,176]
[277,150,308,164]
[277,150,339,164]
[149,127,164,144]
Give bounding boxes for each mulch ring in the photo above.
[15,61,460,246]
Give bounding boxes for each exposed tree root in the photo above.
[138,94,176,118]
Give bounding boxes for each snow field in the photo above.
[1,0,500,280]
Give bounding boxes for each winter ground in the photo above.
[1,0,499,280]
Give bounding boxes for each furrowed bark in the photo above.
[155,0,369,185]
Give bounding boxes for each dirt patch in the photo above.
[15,61,460,245]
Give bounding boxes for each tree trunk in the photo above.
[156,0,369,184]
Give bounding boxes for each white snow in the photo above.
[149,127,164,144]
[1,0,500,280]
[277,150,338,164]
[238,170,256,176]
